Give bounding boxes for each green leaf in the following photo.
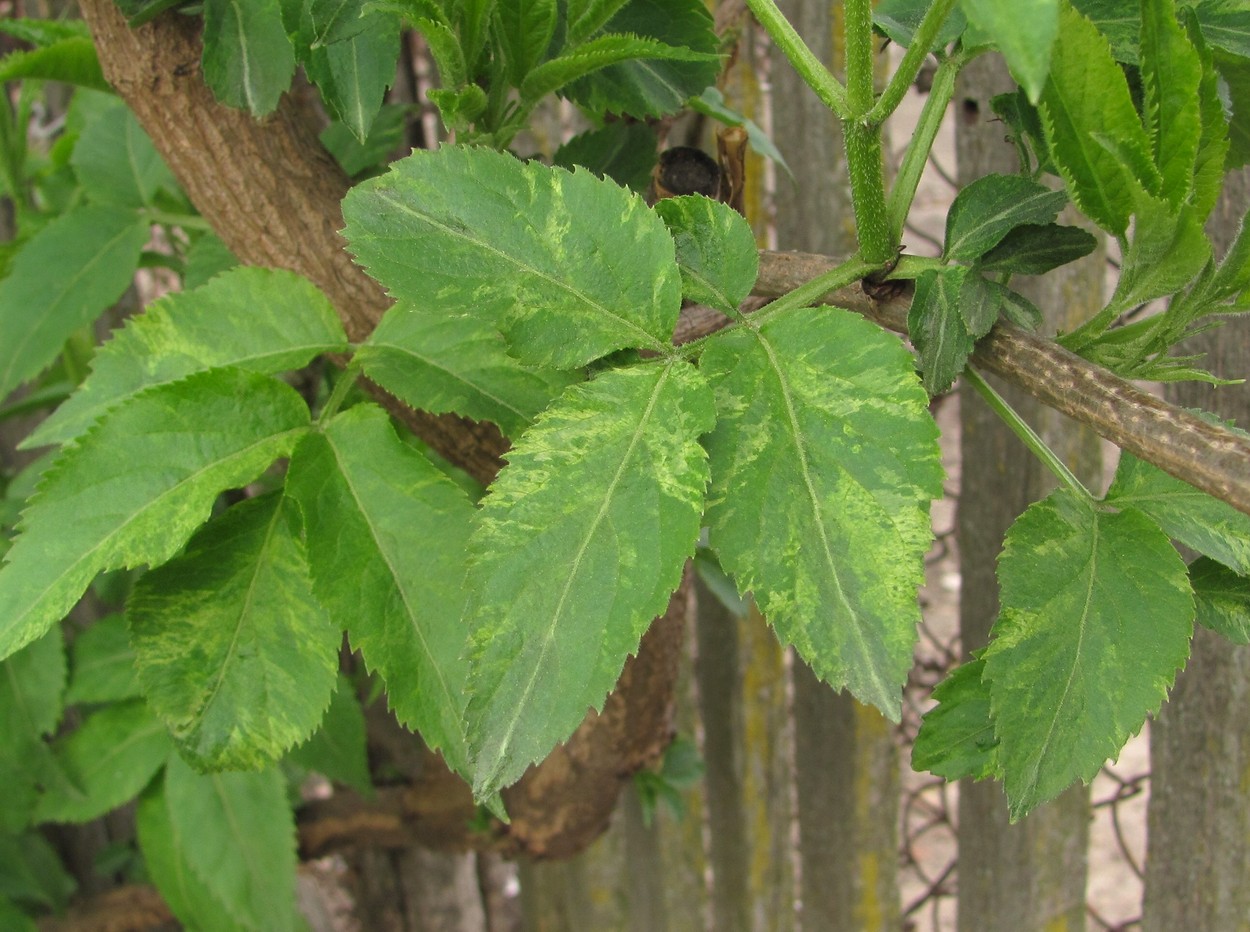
[287,675,372,794]
[182,234,239,289]
[566,0,631,45]
[1071,0,1141,63]
[873,0,967,50]
[1111,193,1211,308]
[552,121,658,193]
[689,87,793,178]
[1217,50,1250,169]
[912,657,999,781]
[908,266,975,396]
[521,33,717,102]
[0,630,65,832]
[128,493,339,770]
[0,832,75,912]
[202,0,297,116]
[0,18,91,46]
[702,307,943,718]
[943,173,1068,261]
[494,0,558,87]
[466,360,713,797]
[71,96,177,209]
[0,38,109,91]
[1189,556,1250,643]
[26,267,345,449]
[162,755,301,932]
[563,0,720,119]
[356,303,579,438]
[136,779,245,932]
[1194,0,1250,57]
[65,614,141,704]
[342,145,682,367]
[0,898,35,932]
[1187,10,1231,220]
[654,195,758,315]
[35,700,172,824]
[320,102,408,176]
[303,9,400,142]
[957,272,1004,337]
[0,205,148,401]
[1106,449,1250,575]
[302,0,376,46]
[959,0,1059,102]
[1040,3,1157,235]
[1140,0,1203,208]
[0,369,310,661]
[286,404,475,774]
[976,222,1098,275]
[985,488,1192,819]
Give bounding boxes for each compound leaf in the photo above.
[28,268,345,449]
[466,360,713,798]
[0,206,149,401]
[343,145,682,367]
[0,369,310,661]
[286,404,475,775]
[654,194,759,315]
[702,306,943,718]
[357,303,578,438]
[985,488,1192,819]
[128,493,339,771]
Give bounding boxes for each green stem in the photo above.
[964,366,1094,501]
[844,0,875,115]
[867,0,959,125]
[751,254,878,326]
[318,358,363,425]
[143,209,213,231]
[745,0,850,120]
[845,123,893,264]
[885,50,970,245]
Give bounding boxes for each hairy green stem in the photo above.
[965,366,1094,501]
[745,0,850,120]
[885,51,968,245]
[867,0,959,124]
[844,0,875,115]
[845,123,893,265]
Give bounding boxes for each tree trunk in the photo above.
[954,54,1099,932]
[1143,166,1250,931]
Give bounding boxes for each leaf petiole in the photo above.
[964,366,1094,502]
[317,359,363,425]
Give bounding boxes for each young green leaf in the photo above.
[287,675,372,795]
[0,369,310,661]
[0,205,149,401]
[27,267,346,449]
[202,0,296,116]
[957,271,1005,337]
[34,700,172,824]
[1189,557,1250,644]
[985,488,1192,820]
[976,222,1099,275]
[162,755,301,932]
[286,404,475,775]
[128,493,339,771]
[356,303,579,438]
[70,96,178,209]
[552,121,659,193]
[908,266,975,396]
[1109,193,1211,312]
[1106,450,1250,575]
[65,614,141,705]
[342,145,682,367]
[943,173,1068,262]
[321,102,408,177]
[1140,0,1203,209]
[702,306,943,718]
[1187,11,1231,220]
[0,630,64,832]
[566,0,631,45]
[520,33,717,103]
[136,779,244,932]
[1040,3,1157,236]
[960,0,1059,103]
[654,194,759,315]
[912,656,999,781]
[466,360,714,798]
[494,0,558,86]
[562,0,720,118]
